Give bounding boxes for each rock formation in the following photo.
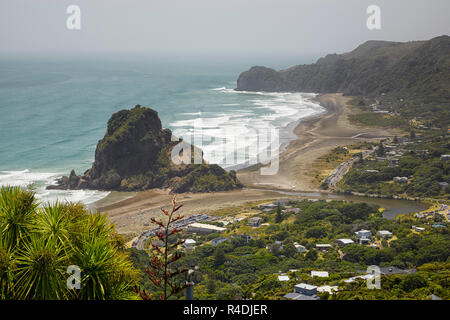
[48,105,242,193]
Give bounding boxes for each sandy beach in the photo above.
[94,93,401,237]
[237,93,401,191]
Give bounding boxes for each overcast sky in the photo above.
[1,0,449,58]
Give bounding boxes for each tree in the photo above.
[213,247,226,267]
[376,143,386,157]
[275,204,283,223]
[0,186,138,300]
[409,130,416,139]
[135,196,189,300]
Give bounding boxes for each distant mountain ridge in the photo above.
[236,35,450,100]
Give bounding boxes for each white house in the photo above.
[377,230,393,238]
[336,239,355,247]
[355,230,372,239]
[316,244,332,251]
[187,223,226,234]
[412,226,425,232]
[278,275,290,282]
[317,285,338,294]
[294,243,307,253]
[247,217,263,227]
[183,239,196,251]
[311,271,329,278]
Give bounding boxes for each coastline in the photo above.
[92,92,408,237]
[236,93,402,192]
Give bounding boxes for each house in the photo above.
[258,203,277,210]
[317,285,338,294]
[377,230,393,238]
[355,230,372,239]
[294,243,307,253]
[440,155,450,161]
[187,223,226,234]
[393,176,408,183]
[294,283,318,296]
[316,244,332,251]
[278,275,290,282]
[183,239,196,251]
[412,226,425,232]
[267,241,283,252]
[211,237,229,245]
[432,224,446,229]
[283,292,320,300]
[247,217,263,227]
[311,271,329,278]
[359,238,371,245]
[439,182,449,189]
[283,208,301,214]
[336,239,355,247]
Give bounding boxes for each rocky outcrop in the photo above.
[48,105,242,193]
[236,35,450,99]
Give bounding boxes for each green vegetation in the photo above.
[340,133,450,199]
[0,186,139,300]
[129,199,449,300]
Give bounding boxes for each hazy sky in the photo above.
[1,0,449,58]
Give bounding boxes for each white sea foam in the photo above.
[171,87,324,168]
[0,170,110,206]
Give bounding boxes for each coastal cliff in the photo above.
[237,35,450,99]
[48,105,242,193]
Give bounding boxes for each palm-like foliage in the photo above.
[0,186,138,300]
[14,235,68,299]
[0,186,37,250]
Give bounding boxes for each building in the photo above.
[278,275,290,282]
[412,225,425,232]
[316,244,332,251]
[258,203,277,210]
[393,176,408,183]
[247,217,263,227]
[440,155,450,161]
[359,238,371,245]
[377,230,393,238]
[317,285,338,294]
[187,223,226,234]
[211,237,229,245]
[283,208,301,214]
[355,230,372,239]
[294,283,318,296]
[294,243,307,253]
[311,271,329,278]
[267,241,283,252]
[336,239,355,247]
[283,292,320,300]
[183,239,196,251]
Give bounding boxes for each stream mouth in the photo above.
[258,189,429,220]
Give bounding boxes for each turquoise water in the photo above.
[0,56,323,204]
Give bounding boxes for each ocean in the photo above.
[0,55,324,205]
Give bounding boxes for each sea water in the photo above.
[0,55,324,205]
